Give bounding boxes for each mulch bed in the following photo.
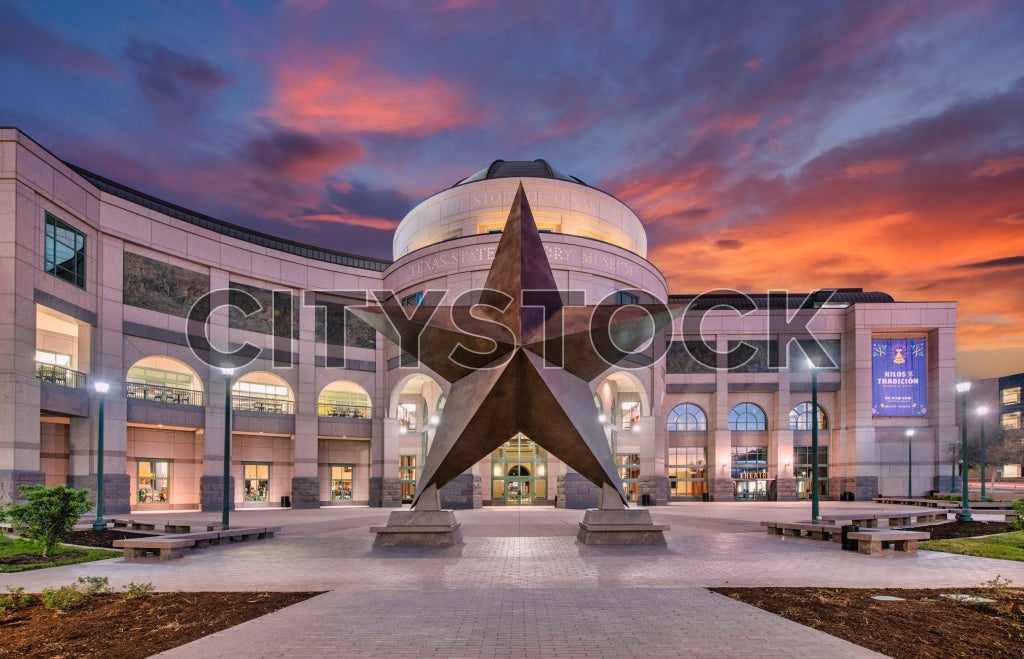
[714,586,1024,658]
[0,592,320,658]
[715,519,1024,657]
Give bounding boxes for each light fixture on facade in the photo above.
[632,423,641,432]
[598,414,607,423]
[430,415,440,426]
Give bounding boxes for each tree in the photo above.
[0,485,92,557]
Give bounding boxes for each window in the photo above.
[669,447,707,498]
[789,402,828,430]
[794,446,828,499]
[1002,387,1021,405]
[1003,412,1022,430]
[243,463,270,502]
[35,349,72,367]
[44,213,86,289]
[401,291,423,307]
[616,291,638,306]
[667,403,707,431]
[330,464,354,500]
[620,401,641,430]
[732,446,768,500]
[137,459,169,503]
[728,403,767,430]
[616,453,640,502]
[398,403,418,431]
[399,455,416,503]
[318,390,370,418]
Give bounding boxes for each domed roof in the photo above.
[453,159,588,187]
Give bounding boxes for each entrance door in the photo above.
[491,433,548,505]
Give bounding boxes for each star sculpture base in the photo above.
[370,485,464,547]
[576,484,669,545]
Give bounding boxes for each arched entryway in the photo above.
[490,433,548,505]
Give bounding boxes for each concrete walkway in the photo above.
[4,502,1021,657]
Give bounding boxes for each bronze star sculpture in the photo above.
[352,184,681,509]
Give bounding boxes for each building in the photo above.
[0,128,960,512]
[956,372,1024,483]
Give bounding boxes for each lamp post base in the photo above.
[956,510,973,522]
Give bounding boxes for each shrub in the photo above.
[0,586,34,620]
[1011,499,1024,532]
[41,584,89,611]
[121,582,155,599]
[77,575,111,595]
[0,484,92,557]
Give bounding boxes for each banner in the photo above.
[872,339,927,416]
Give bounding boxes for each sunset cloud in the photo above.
[266,52,478,136]
[5,1,1022,376]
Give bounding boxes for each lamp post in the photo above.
[221,368,234,530]
[978,406,988,500]
[809,359,820,522]
[956,381,972,521]
[92,381,110,531]
[905,429,914,498]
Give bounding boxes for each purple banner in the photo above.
[872,339,927,416]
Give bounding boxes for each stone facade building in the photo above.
[1,129,959,513]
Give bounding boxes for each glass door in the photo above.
[490,433,548,505]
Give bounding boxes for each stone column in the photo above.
[200,268,233,512]
[291,297,319,508]
[0,179,44,502]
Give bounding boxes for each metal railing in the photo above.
[232,395,294,415]
[317,403,371,418]
[35,362,88,389]
[126,381,204,406]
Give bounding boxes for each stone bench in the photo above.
[847,530,930,555]
[761,521,841,542]
[821,511,949,528]
[114,535,203,560]
[113,526,280,560]
[111,518,219,533]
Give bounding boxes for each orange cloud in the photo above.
[970,154,1024,179]
[297,212,399,231]
[266,53,477,136]
[842,158,906,179]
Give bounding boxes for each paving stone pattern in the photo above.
[3,502,1020,657]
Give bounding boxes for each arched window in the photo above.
[667,403,707,431]
[728,403,767,431]
[789,402,828,430]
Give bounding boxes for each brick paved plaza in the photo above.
[4,502,1022,657]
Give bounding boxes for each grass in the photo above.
[0,535,120,573]
[921,531,1024,561]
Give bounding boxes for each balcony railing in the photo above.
[35,362,88,389]
[318,403,370,418]
[232,395,294,415]
[126,381,204,406]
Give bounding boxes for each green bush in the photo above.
[77,575,111,595]
[1012,499,1024,532]
[121,581,155,599]
[0,484,92,557]
[41,584,89,611]
[0,586,34,620]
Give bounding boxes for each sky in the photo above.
[2,0,1023,379]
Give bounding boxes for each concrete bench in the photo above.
[847,530,930,555]
[761,521,841,541]
[111,518,220,533]
[114,535,199,560]
[113,526,279,560]
[821,511,949,528]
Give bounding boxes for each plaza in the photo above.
[3,503,1022,656]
